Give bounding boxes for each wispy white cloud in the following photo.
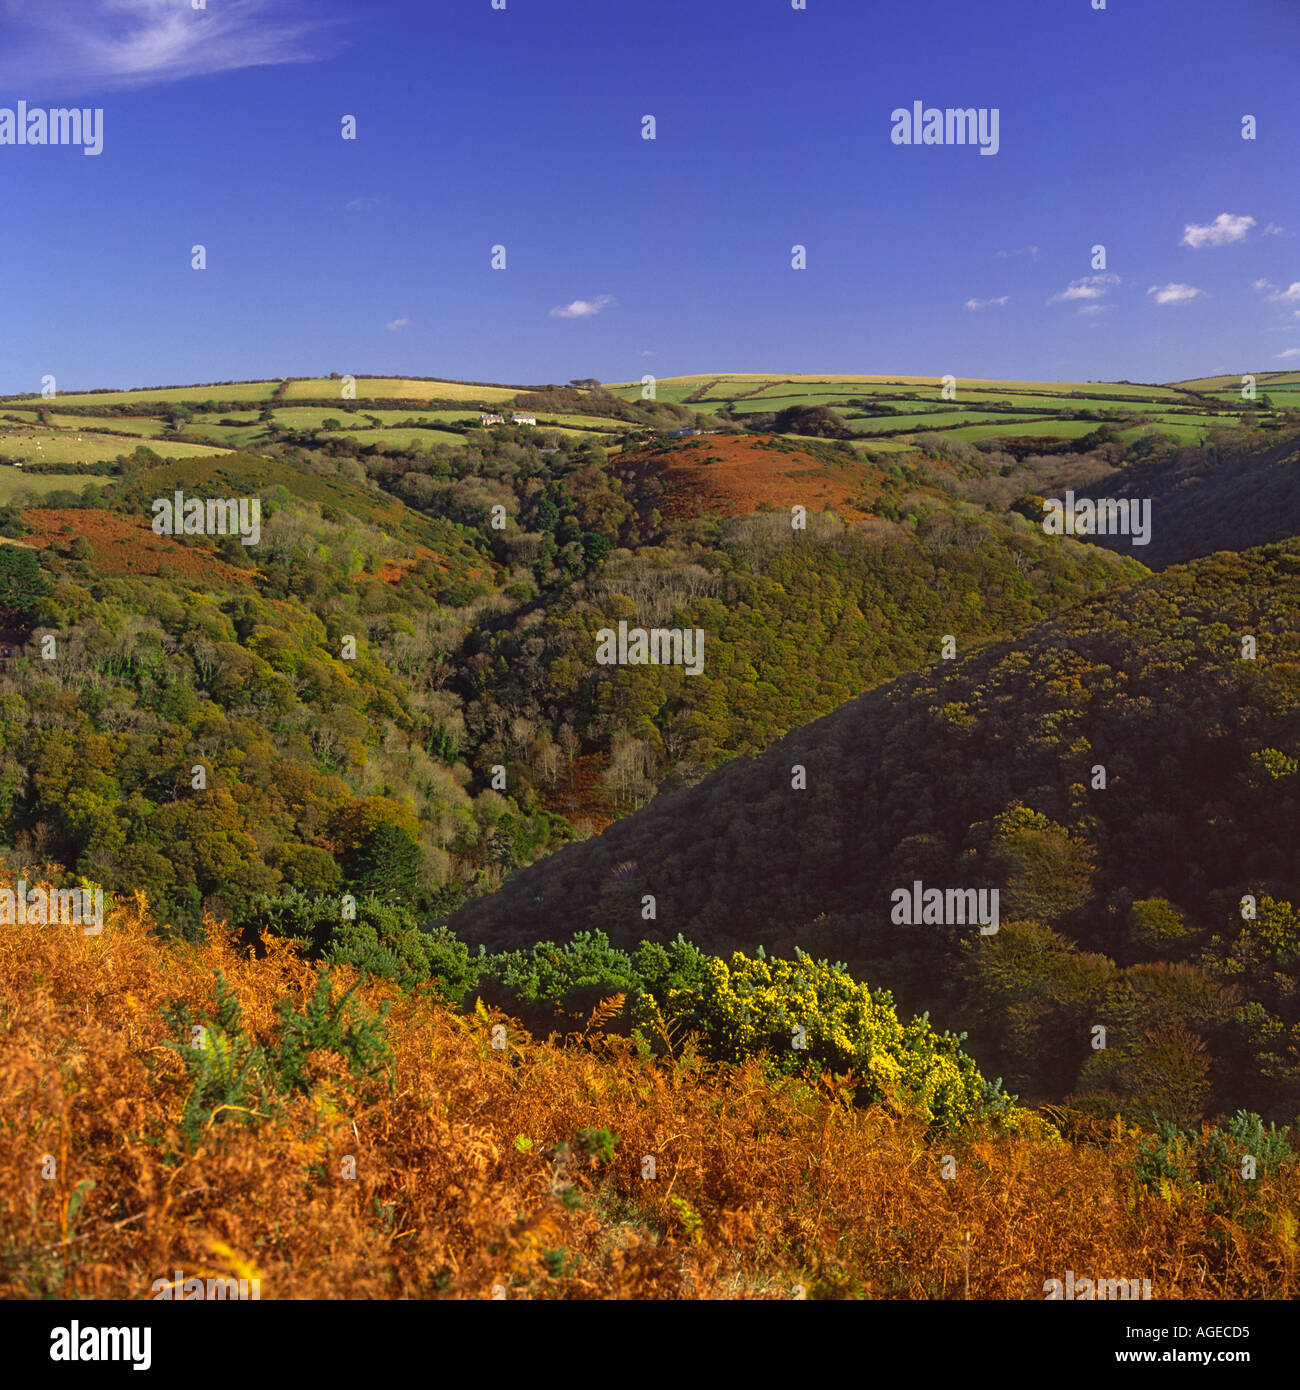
[994,245,1038,260]
[549,294,616,319]
[1252,278,1300,303]
[0,0,339,93]
[344,197,379,213]
[1147,283,1205,305]
[1263,222,1289,237]
[963,296,1008,310]
[1047,273,1119,307]
[1180,213,1255,248]
[385,318,411,333]
[1277,347,1300,359]
[1077,303,1112,317]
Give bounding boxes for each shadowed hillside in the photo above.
[448,541,1300,1120]
[1073,427,1300,569]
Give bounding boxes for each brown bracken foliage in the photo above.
[1,885,1297,1300]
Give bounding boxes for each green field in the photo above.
[1207,387,1300,406]
[336,427,467,450]
[528,412,632,432]
[1,411,178,436]
[932,419,1150,444]
[267,407,374,429]
[305,408,472,426]
[604,379,706,404]
[856,411,1048,435]
[731,390,892,409]
[183,423,269,447]
[0,469,105,502]
[1148,412,1225,429]
[951,393,1156,412]
[1127,421,1212,444]
[0,428,228,464]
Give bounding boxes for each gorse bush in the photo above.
[161,963,394,1147]
[160,970,265,1146]
[649,948,1014,1130]
[269,967,394,1097]
[1133,1110,1295,1213]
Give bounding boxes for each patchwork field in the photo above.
[0,371,1290,489]
[600,372,1292,452]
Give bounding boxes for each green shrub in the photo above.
[239,888,476,998]
[160,966,394,1149]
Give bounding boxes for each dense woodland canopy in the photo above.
[0,419,1139,929]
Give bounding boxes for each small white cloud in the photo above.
[1277,347,1300,359]
[549,294,616,319]
[345,197,379,213]
[640,349,656,357]
[995,245,1039,260]
[1078,304,1112,317]
[963,296,1009,310]
[1147,283,1205,305]
[1263,222,1289,237]
[1252,277,1276,292]
[1047,273,1120,306]
[1180,213,1256,248]
[385,317,411,332]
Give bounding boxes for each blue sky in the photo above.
[1,0,1298,394]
